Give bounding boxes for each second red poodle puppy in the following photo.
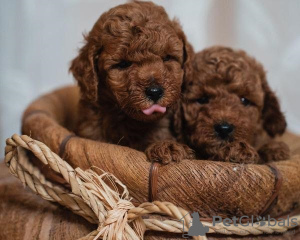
[171,46,290,163]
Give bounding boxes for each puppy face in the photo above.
[70,1,193,122]
[98,22,185,122]
[174,46,286,161]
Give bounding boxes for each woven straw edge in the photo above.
[4,134,300,240]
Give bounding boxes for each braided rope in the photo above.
[4,134,300,240]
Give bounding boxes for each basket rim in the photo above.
[21,85,300,219]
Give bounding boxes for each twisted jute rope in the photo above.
[4,134,300,240]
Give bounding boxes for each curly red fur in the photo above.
[70,1,194,158]
[171,46,290,163]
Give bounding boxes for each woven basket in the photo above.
[17,85,300,239]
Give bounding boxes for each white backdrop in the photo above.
[1,0,300,156]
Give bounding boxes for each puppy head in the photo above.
[70,1,193,122]
[173,46,286,160]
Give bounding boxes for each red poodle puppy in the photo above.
[70,1,194,160]
[171,46,290,163]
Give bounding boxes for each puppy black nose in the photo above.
[145,86,164,102]
[214,122,234,139]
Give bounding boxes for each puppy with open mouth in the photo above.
[70,1,194,160]
[170,46,290,163]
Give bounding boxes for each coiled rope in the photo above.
[4,134,300,240]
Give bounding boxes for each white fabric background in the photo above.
[1,0,300,156]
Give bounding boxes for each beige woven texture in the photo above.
[5,134,300,240]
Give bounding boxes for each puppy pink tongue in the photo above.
[142,104,166,115]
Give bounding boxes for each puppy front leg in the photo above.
[258,141,290,162]
[219,141,260,164]
[145,140,195,165]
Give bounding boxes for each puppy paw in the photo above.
[221,141,260,164]
[145,141,195,165]
[258,141,290,162]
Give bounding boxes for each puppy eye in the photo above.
[197,96,209,104]
[113,60,132,69]
[163,55,173,62]
[241,97,251,106]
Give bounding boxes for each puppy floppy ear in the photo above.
[171,19,194,81]
[69,37,101,103]
[261,78,287,137]
[170,100,184,141]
